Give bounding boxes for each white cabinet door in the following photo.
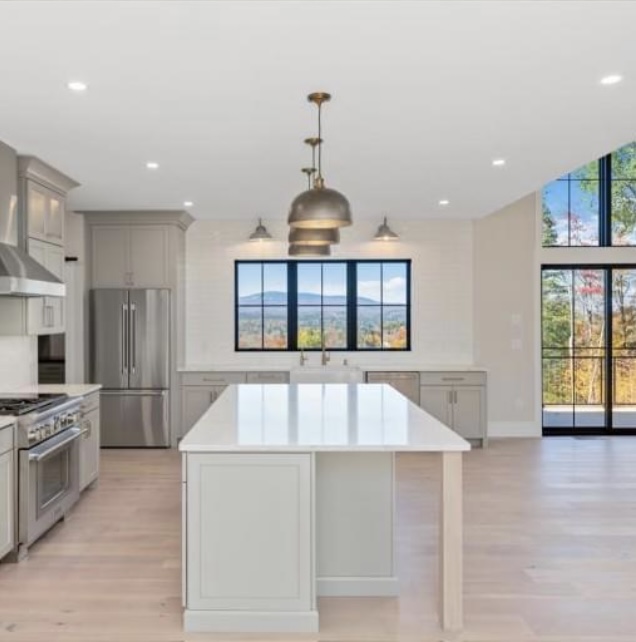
[129,226,169,287]
[0,449,14,559]
[26,180,48,241]
[46,244,65,333]
[80,407,100,491]
[181,386,225,437]
[419,386,452,425]
[91,226,129,287]
[27,239,47,334]
[27,240,65,335]
[186,453,313,612]
[452,386,483,439]
[47,193,64,245]
[26,180,65,246]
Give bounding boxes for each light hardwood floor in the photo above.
[1,438,636,642]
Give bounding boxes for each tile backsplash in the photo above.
[0,335,37,390]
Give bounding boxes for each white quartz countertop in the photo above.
[179,383,470,453]
[4,384,103,398]
[0,416,15,430]
[179,364,485,373]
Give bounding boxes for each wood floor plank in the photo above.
[1,439,636,641]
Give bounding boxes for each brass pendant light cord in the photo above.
[317,102,323,184]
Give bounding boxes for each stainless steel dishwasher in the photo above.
[365,372,420,404]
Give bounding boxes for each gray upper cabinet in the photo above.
[25,180,65,246]
[91,224,169,288]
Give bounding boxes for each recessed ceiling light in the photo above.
[184,201,194,207]
[492,158,506,167]
[146,162,159,170]
[438,199,450,206]
[67,80,87,92]
[600,74,623,86]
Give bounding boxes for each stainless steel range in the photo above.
[0,393,83,558]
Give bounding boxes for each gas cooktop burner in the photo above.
[0,393,68,416]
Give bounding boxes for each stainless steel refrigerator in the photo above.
[90,289,170,447]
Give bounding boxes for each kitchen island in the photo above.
[179,383,469,634]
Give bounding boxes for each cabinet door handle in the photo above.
[442,377,464,382]
[209,392,216,404]
[83,419,92,437]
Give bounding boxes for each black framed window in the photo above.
[541,264,636,435]
[542,141,636,247]
[235,260,411,351]
[236,262,289,350]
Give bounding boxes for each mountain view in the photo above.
[238,291,407,350]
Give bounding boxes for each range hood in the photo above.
[0,243,65,297]
[0,141,65,297]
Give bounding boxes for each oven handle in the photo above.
[28,427,86,462]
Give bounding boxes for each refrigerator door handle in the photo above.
[130,303,137,374]
[122,303,128,374]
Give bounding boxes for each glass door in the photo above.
[542,265,636,434]
[612,269,636,429]
[542,268,607,432]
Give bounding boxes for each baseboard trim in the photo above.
[317,576,399,597]
[488,421,541,438]
[184,609,319,633]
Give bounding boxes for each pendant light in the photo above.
[288,92,352,229]
[289,243,331,257]
[289,162,340,247]
[374,216,399,241]
[249,218,272,242]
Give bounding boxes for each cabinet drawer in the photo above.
[419,371,486,386]
[366,371,419,383]
[181,372,246,386]
[81,392,100,413]
[0,425,14,455]
[246,371,290,384]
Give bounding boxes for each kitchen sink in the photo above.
[289,365,364,384]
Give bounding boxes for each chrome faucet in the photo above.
[299,350,308,366]
[321,334,330,366]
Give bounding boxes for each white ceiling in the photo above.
[0,1,635,221]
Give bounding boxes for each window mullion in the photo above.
[289,262,298,351]
[600,155,611,246]
[347,261,357,350]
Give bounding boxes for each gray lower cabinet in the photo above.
[80,393,101,491]
[0,424,14,559]
[419,371,487,446]
[365,372,420,404]
[245,371,290,384]
[180,372,247,438]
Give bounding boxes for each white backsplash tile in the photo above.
[0,335,37,391]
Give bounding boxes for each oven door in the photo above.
[19,427,83,548]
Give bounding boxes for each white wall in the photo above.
[185,218,474,368]
[473,194,539,437]
[0,335,37,390]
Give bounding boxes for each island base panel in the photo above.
[316,452,397,597]
[184,610,319,633]
[185,453,313,618]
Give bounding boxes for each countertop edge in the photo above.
[178,365,487,373]
[0,416,16,430]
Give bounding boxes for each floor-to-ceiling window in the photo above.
[542,266,636,434]
[541,140,636,435]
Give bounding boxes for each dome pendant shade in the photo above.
[288,243,331,257]
[288,187,352,229]
[374,216,399,241]
[249,218,272,242]
[288,227,340,246]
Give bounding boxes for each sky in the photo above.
[238,262,407,304]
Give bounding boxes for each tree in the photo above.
[542,200,558,246]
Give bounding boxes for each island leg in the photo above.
[439,451,463,632]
